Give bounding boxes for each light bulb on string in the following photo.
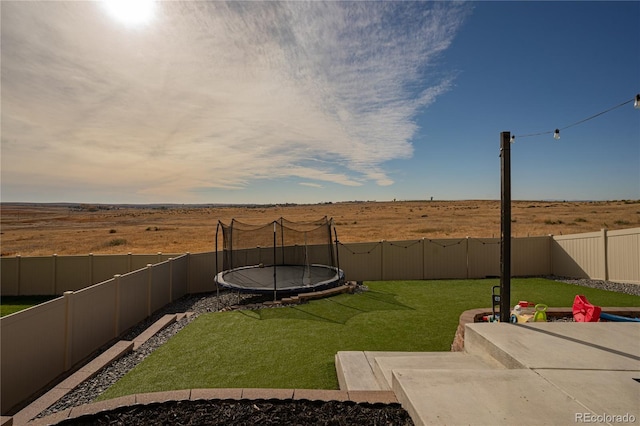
[512,94,638,144]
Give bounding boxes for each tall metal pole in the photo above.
[500,131,512,322]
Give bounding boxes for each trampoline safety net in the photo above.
[218,217,336,271]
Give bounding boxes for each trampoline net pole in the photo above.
[280,217,285,266]
[273,221,277,301]
[333,225,341,283]
[302,231,311,285]
[215,222,220,311]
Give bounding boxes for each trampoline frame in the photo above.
[215,263,345,295]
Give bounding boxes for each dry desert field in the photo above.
[1,200,639,257]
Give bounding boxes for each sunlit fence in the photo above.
[1,228,638,414]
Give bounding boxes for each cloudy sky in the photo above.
[1,1,638,204]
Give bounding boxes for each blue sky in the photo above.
[1,1,638,204]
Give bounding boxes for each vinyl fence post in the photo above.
[16,255,21,296]
[380,240,385,281]
[601,228,608,281]
[169,258,174,303]
[114,274,121,337]
[421,238,425,280]
[465,237,470,280]
[548,235,554,276]
[147,264,153,317]
[89,253,94,285]
[186,252,191,294]
[63,291,74,370]
[52,254,58,295]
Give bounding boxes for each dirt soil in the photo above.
[57,399,414,426]
[1,200,638,256]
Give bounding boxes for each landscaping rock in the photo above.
[56,399,413,426]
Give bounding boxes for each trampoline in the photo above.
[214,217,345,299]
[215,264,345,295]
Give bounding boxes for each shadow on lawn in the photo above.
[238,290,413,325]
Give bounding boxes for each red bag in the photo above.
[572,295,601,322]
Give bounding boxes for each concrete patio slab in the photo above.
[536,369,640,418]
[465,322,640,370]
[335,351,381,390]
[373,352,501,389]
[362,351,435,390]
[392,368,587,426]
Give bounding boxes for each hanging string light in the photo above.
[512,94,639,142]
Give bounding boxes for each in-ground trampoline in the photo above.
[214,217,345,298]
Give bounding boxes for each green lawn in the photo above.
[98,278,639,400]
[1,295,58,317]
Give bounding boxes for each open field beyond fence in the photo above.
[2,200,639,256]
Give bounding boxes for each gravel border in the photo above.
[547,276,640,296]
[38,278,638,418]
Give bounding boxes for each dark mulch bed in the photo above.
[56,399,414,425]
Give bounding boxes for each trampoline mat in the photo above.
[215,264,343,294]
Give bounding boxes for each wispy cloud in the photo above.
[1,1,469,202]
[299,182,323,189]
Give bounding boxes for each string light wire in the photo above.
[512,94,639,142]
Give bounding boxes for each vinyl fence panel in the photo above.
[69,280,118,367]
[382,240,424,280]
[55,255,91,293]
[338,242,383,282]
[553,231,603,279]
[1,298,66,414]
[512,236,551,277]
[606,228,640,284]
[467,238,500,278]
[423,239,468,279]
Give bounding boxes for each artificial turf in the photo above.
[98,278,639,399]
[0,295,58,317]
